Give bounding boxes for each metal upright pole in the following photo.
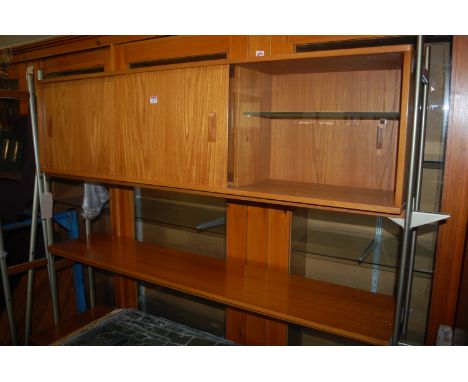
[0,218,18,345]
[24,173,40,345]
[26,66,60,324]
[391,36,424,345]
[402,45,431,338]
[85,218,96,307]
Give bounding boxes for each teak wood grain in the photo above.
[114,35,231,70]
[37,45,412,85]
[49,233,395,345]
[36,45,411,215]
[38,76,119,178]
[271,36,389,55]
[39,47,111,77]
[38,65,229,190]
[230,47,412,213]
[109,187,138,308]
[9,36,156,64]
[226,203,290,345]
[115,65,229,188]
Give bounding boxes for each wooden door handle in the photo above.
[208,112,216,142]
[48,118,54,138]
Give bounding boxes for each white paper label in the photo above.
[149,96,158,104]
[255,50,265,57]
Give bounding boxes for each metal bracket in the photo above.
[388,211,450,229]
[421,68,430,85]
[196,216,226,232]
[0,250,7,261]
[357,239,376,264]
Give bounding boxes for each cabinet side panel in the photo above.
[393,50,413,208]
[226,203,289,345]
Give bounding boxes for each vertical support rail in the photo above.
[391,36,424,345]
[24,173,40,345]
[371,217,383,293]
[26,66,60,325]
[85,218,96,308]
[0,218,18,345]
[402,45,432,338]
[134,187,146,311]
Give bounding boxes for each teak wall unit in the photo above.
[4,36,427,345]
[37,45,412,217]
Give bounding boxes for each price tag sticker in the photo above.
[255,50,265,57]
[149,96,158,104]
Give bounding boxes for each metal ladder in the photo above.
[0,67,93,344]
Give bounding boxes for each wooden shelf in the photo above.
[244,111,400,120]
[49,233,395,345]
[229,179,399,215]
[0,89,29,99]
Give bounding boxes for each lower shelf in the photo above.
[229,179,399,215]
[49,233,395,345]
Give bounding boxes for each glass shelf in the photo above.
[291,246,434,277]
[423,160,444,170]
[243,111,400,120]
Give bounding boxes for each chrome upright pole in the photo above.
[85,218,96,307]
[24,173,40,345]
[391,35,424,345]
[401,45,432,338]
[26,66,60,324]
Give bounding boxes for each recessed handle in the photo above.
[47,118,54,138]
[208,112,216,142]
[376,119,386,150]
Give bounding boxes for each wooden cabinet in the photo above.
[228,45,412,215]
[38,45,412,216]
[38,65,229,189]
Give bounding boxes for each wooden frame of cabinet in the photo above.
[3,35,468,345]
[35,44,412,217]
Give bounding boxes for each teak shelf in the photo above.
[49,233,395,345]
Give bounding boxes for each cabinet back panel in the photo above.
[116,65,229,188]
[270,119,398,190]
[269,69,400,190]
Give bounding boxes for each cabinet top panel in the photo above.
[36,44,412,85]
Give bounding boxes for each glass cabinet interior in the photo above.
[134,188,227,337]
